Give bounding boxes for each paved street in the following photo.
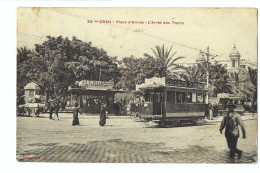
[17,113,257,163]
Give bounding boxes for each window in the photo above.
[197,93,205,103]
[192,93,197,103]
[157,93,161,102]
[172,92,176,103]
[176,92,182,103]
[232,59,236,68]
[167,91,176,103]
[29,90,34,97]
[167,92,172,102]
[144,93,151,102]
[182,92,186,103]
[187,92,192,103]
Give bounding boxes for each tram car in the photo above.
[130,77,207,126]
[217,93,245,115]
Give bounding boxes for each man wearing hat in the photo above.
[219,102,246,163]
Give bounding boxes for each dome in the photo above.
[24,82,40,90]
[229,44,241,58]
[196,51,206,63]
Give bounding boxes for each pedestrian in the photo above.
[49,100,55,120]
[99,102,107,126]
[54,101,60,120]
[219,102,246,163]
[72,102,81,126]
[114,101,120,116]
[35,103,40,117]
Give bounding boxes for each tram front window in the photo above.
[187,92,192,103]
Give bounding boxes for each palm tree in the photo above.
[144,44,185,78]
[247,67,257,112]
[229,67,256,103]
[180,64,206,82]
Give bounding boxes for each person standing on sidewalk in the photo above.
[72,102,81,126]
[49,100,55,120]
[99,102,107,126]
[54,100,60,120]
[219,102,246,163]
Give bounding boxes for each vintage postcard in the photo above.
[16,7,257,163]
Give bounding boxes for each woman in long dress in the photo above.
[72,102,81,126]
[99,103,107,126]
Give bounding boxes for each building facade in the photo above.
[180,44,257,71]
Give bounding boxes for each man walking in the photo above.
[219,102,246,163]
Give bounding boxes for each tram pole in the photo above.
[206,46,209,105]
[201,46,218,119]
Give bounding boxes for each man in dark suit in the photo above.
[219,102,246,163]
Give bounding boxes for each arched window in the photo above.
[232,59,236,68]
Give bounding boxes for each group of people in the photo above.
[46,99,246,163]
[48,100,60,120]
[71,102,107,127]
[48,100,108,127]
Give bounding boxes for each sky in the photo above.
[17,8,257,64]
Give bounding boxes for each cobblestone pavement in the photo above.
[17,113,257,163]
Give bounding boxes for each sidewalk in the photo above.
[204,113,257,123]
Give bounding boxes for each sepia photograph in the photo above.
[16,7,257,163]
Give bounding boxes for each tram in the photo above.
[130,77,207,126]
[217,93,245,115]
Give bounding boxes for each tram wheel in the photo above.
[172,121,179,127]
[192,120,197,126]
[167,121,174,127]
[158,121,164,126]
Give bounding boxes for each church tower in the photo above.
[229,44,241,71]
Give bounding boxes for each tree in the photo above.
[144,44,185,78]
[181,62,232,96]
[17,36,120,104]
[248,67,257,110]
[180,63,205,83]
[229,67,257,111]
[17,47,45,102]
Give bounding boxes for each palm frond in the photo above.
[155,45,162,59]
[168,56,185,68]
[166,51,177,67]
